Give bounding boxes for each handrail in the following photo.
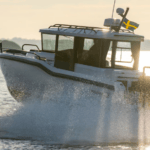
[22,44,40,51]
[143,66,150,76]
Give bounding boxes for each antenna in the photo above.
[110,0,116,31]
[111,0,116,18]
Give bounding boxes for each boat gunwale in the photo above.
[0,54,115,91]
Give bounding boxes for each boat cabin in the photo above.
[40,24,144,72]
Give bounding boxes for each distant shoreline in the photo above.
[0,38,150,51]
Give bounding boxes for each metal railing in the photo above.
[22,44,40,51]
[48,24,133,34]
[143,66,150,76]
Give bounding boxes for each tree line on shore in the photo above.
[0,37,150,51]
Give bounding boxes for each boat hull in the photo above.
[0,58,113,102]
[0,57,149,144]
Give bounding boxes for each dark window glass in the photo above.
[83,39,94,51]
[77,38,101,67]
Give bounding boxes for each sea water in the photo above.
[0,51,150,149]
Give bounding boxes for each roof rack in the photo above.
[49,24,109,34]
[48,24,134,34]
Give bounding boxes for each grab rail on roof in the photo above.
[48,24,134,34]
[49,24,105,34]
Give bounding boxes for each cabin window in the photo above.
[83,39,94,51]
[115,42,132,62]
[114,42,133,69]
[58,35,74,51]
[105,41,140,70]
[54,35,74,71]
[77,38,101,67]
[42,34,56,52]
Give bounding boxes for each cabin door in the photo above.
[54,35,75,71]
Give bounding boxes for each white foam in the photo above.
[0,92,143,145]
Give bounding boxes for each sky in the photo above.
[0,0,150,40]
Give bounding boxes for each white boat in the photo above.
[0,8,145,102]
[1,7,150,145]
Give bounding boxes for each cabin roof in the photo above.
[39,24,144,42]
